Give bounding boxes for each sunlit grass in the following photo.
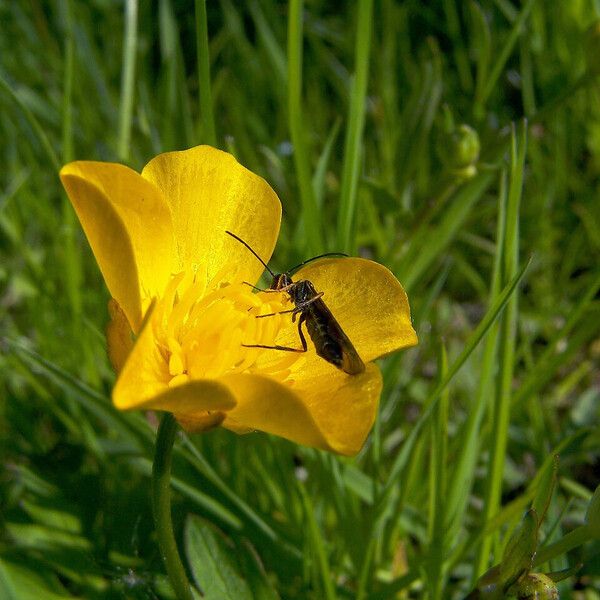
[2,2,600,598]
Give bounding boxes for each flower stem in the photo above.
[152,413,195,600]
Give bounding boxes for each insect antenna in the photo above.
[288,252,349,275]
[225,230,276,277]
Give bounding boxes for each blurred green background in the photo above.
[1,1,600,598]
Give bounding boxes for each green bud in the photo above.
[585,20,600,77]
[438,124,480,178]
[512,573,559,600]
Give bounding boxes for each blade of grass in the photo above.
[443,0,473,91]
[475,121,527,578]
[398,169,495,291]
[380,257,531,506]
[513,269,600,407]
[476,0,537,111]
[426,343,449,600]
[59,0,84,357]
[373,430,590,599]
[298,482,336,600]
[180,435,292,549]
[444,169,507,541]
[117,0,138,161]
[470,0,491,117]
[195,0,216,145]
[132,456,242,531]
[248,0,287,88]
[0,74,60,171]
[375,260,531,573]
[337,0,374,253]
[287,0,322,254]
[313,117,341,209]
[5,339,151,450]
[61,0,74,164]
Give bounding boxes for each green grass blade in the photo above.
[180,436,287,547]
[5,339,151,449]
[60,0,74,164]
[475,121,527,577]
[298,483,336,600]
[117,0,138,160]
[426,343,449,600]
[195,0,216,146]
[444,169,507,541]
[380,258,530,504]
[313,117,341,210]
[336,0,374,253]
[0,74,60,171]
[287,0,322,253]
[398,170,495,291]
[513,268,600,408]
[477,0,537,109]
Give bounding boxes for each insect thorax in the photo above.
[287,280,318,304]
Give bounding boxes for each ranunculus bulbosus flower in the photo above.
[60,145,417,456]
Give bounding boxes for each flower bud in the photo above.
[438,124,480,178]
[512,573,558,600]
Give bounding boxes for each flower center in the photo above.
[153,269,300,387]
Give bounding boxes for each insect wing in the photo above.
[307,297,365,375]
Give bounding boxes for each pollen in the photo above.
[153,270,300,387]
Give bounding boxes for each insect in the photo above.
[226,231,365,375]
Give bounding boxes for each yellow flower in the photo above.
[60,145,417,455]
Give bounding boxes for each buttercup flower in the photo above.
[60,145,417,455]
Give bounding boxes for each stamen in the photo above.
[153,269,299,386]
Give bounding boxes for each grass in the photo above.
[1,1,600,598]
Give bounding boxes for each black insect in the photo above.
[226,231,365,375]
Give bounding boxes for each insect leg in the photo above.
[296,313,308,351]
[242,313,309,354]
[256,307,297,318]
[256,291,324,319]
[242,342,306,353]
[294,291,324,310]
[242,282,282,293]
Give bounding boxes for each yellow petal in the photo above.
[106,298,133,373]
[290,258,418,363]
[137,381,237,413]
[113,302,237,414]
[292,363,383,456]
[60,161,175,330]
[112,302,175,409]
[177,411,226,433]
[219,373,328,449]
[141,146,281,285]
[220,364,382,456]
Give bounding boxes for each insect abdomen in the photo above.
[304,315,344,367]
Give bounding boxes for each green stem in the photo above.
[195,0,216,146]
[152,413,195,600]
